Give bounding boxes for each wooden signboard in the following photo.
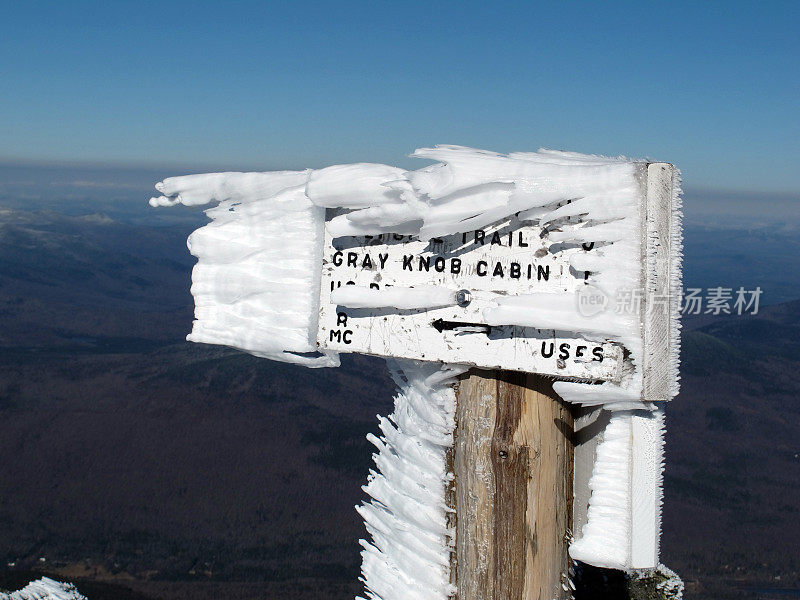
[317,214,622,381]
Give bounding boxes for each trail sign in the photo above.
[317,214,623,380]
[150,148,682,596]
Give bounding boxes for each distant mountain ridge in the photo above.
[0,196,798,599]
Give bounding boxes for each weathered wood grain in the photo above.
[454,371,497,600]
[454,370,574,600]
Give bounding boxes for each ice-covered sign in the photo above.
[317,214,622,380]
[148,146,683,585]
[149,148,682,407]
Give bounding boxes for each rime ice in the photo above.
[570,409,665,570]
[356,360,465,600]
[0,578,87,600]
[149,145,682,580]
[150,171,338,367]
[310,146,682,409]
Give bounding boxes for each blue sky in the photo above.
[1,1,798,193]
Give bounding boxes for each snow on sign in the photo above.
[317,213,622,380]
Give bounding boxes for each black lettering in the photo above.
[541,342,555,358]
[559,343,571,360]
[332,251,343,267]
[451,258,462,274]
[582,242,595,251]
[538,265,550,281]
[592,347,604,362]
[403,255,413,270]
[576,345,587,358]
[493,262,504,277]
[378,253,389,268]
[418,256,431,271]
[362,254,373,269]
[369,283,380,290]
[342,330,353,344]
[347,252,357,267]
[336,312,348,326]
[329,330,342,343]
[508,232,513,246]
[527,264,532,279]
[518,232,529,247]
[477,261,488,276]
[475,230,486,245]
[490,232,502,245]
[434,257,446,272]
[510,263,521,279]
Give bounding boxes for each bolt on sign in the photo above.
[317,214,622,381]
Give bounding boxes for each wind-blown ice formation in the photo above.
[307,146,682,408]
[308,147,679,574]
[356,360,466,600]
[150,171,338,367]
[0,578,87,600]
[310,146,640,239]
[151,147,681,405]
[570,408,665,570]
[149,145,680,578]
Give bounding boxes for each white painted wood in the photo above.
[317,215,623,380]
[643,162,679,402]
[630,409,665,569]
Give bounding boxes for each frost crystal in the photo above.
[0,578,87,600]
[356,360,465,600]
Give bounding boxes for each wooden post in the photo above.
[452,369,574,600]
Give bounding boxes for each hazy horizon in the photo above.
[2,159,799,232]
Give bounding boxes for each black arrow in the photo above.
[432,318,492,334]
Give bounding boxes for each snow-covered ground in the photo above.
[0,578,86,600]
